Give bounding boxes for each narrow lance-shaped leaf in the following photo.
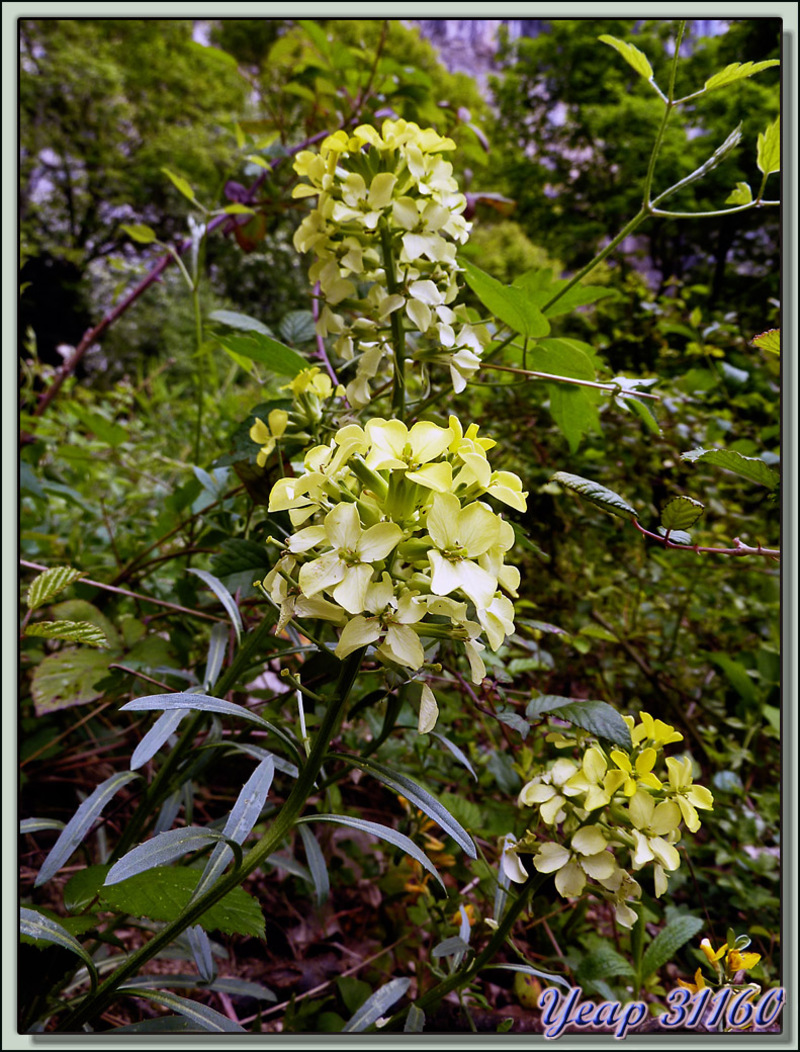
[207,309,272,336]
[26,565,85,612]
[640,915,704,979]
[35,771,141,887]
[104,826,229,886]
[20,818,65,834]
[551,471,638,521]
[483,963,572,991]
[161,167,198,204]
[430,732,478,781]
[186,924,216,983]
[342,977,411,1033]
[660,496,705,533]
[334,754,476,858]
[191,757,274,902]
[120,692,273,731]
[121,988,246,1033]
[119,974,276,1002]
[121,223,157,244]
[598,34,653,82]
[215,331,307,378]
[188,569,242,643]
[20,908,98,992]
[131,708,189,771]
[203,622,228,691]
[298,814,445,889]
[298,824,330,905]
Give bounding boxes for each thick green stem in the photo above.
[379,218,406,419]
[59,649,365,1032]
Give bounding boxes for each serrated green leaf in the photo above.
[19,908,98,991]
[342,977,411,1033]
[64,865,109,913]
[704,60,779,93]
[660,496,705,532]
[279,309,316,345]
[215,331,307,377]
[598,34,653,81]
[51,599,121,648]
[161,167,198,203]
[680,448,779,490]
[640,915,704,979]
[31,648,112,715]
[120,988,246,1032]
[726,181,753,205]
[24,620,109,647]
[577,945,636,983]
[100,866,265,938]
[752,329,780,355]
[121,223,157,244]
[26,565,85,611]
[525,697,632,750]
[35,771,141,887]
[757,117,780,175]
[461,258,550,338]
[207,309,272,336]
[551,472,638,521]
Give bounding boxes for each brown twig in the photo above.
[633,519,780,560]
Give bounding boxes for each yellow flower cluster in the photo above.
[257,414,527,701]
[249,367,342,466]
[291,119,487,406]
[677,937,761,993]
[502,712,714,926]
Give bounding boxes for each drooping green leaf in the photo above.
[207,309,272,336]
[757,117,780,175]
[460,258,550,338]
[680,448,779,490]
[105,827,227,885]
[26,565,85,612]
[404,1003,426,1033]
[120,692,272,731]
[752,329,780,355]
[483,964,572,991]
[598,34,653,81]
[299,814,445,889]
[550,471,638,521]
[432,936,470,959]
[100,866,265,938]
[703,60,779,93]
[120,988,246,1032]
[19,908,98,992]
[336,755,476,858]
[525,697,632,751]
[726,181,753,206]
[187,568,242,643]
[430,732,478,781]
[24,620,109,647]
[117,973,276,1001]
[35,771,141,887]
[20,818,65,835]
[547,384,601,453]
[186,924,216,983]
[640,915,704,979]
[121,223,157,244]
[161,167,198,203]
[298,824,330,905]
[215,331,307,378]
[342,977,411,1033]
[660,496,705,533]
[130,708,189,771]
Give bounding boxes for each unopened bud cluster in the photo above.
[502,712,714,927]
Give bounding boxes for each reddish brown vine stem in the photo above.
[633,519,780,560]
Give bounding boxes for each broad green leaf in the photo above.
[704,60,779,93]
[514,270,616,317]
[726,181,753,205]
[19,908,98,992]
[30,647,112,716]
[547,384,601,453]
[131,708,188,771]
[752,329,780,355]
[187,568,242,643]
[26,565,85,611]
[207,309,272,336]
[191,758,274,902]
[529,337,596,381]
[640,914,704,979]
[680,448,779,490]
[598,34,653,81]
[105,827,227,885]
[120,692,273,731]
[299,18,333,62]
[551,471,638,521]
[24,620,108,647]
[35,771,140,887]
[299,814,445,889]
[577,945,636,983]
[460,258,550,338]
[215,331,307,377]
[660,496,705,532]
[121,223,157,244]
[525,697,632,751]
[120,988,245,1032]
[336,755,476,858]
[342,977,411,1033]
[161,167,198,203]
[279,309,316,345]
[757,117,780,175]
[100,866,265,938]
[298,824,330,905]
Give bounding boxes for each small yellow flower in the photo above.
[249,409,289,467]
[677,968,707,994]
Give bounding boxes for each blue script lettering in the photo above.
[537,987,647,1039]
